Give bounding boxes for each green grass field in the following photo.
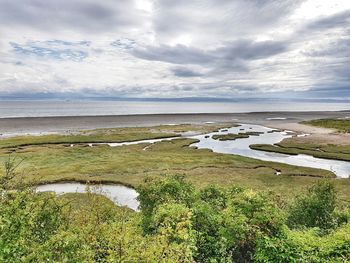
[302,118,350,133]
[250,143,350,161]
[1,122,350,203]
[0,123,232,149]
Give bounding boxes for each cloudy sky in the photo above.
[0,0,349,100]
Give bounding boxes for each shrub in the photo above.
[137,174,195,232]
[287,180,337,230]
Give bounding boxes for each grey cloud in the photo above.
[171,67,203,77]
[286,9,350,95]
[303,86,350,99]
[0,0,145,33]
[336,63,350,80]
[1,1,350,100]
[302,37,350,58]
[215,40,287,60]
[152,0,304,42]
[306,9,350,31]
[132,39,288,75]
[46,40,91,47]
[133,45,214,65]
[111,39,136,50]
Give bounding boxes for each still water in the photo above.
[191,124,350,178]
[89,123,350,178]
[1,100,350,118]
[36,183,139,211]
[36,124,350,208]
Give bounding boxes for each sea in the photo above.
[0,100,349,118]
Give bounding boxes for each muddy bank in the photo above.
[0,111,349,135]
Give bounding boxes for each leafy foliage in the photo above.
[287,180,337,230]
[1,161,349,262]
[137,174,195,233]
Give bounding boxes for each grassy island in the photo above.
[212,131,264,141]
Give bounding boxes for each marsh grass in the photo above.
[1,138,347,202]
[1,122,349,203]
[250,143,350,161]
[302,119,350,133]
[0,123,234,149]
[250,119,350,161]
[212,131,264,141]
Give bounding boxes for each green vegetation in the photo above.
[250,118,350,161]
[302,118,350,133]
[1,121,350,261]
[1,138,344,199]
[2,122,350,203]
[212,131,264,141]
[3,122,350,203]
[250,143,350,161]
[1,165,350,262]
[287,181,337,230]
[0,123,232,149]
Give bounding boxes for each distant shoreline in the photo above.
[1,100,349,119]
[0,111,349,135]
[1,109,350,119]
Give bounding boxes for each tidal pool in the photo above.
[191,124,350,178]
[36,183,139,211]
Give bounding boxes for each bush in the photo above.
[287,180,337,230]
[137,174,195,232]
[1,160,350,262]
[255,224,350,262]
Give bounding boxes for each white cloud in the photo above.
[0,0,349,99]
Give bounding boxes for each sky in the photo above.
[0,0,349,101]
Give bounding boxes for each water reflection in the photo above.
[36,183,139,211]
[191,124,350,178]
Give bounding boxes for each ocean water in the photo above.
[0,100,349,118]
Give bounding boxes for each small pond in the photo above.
[36,183,139,211]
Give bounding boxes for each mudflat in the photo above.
[0,111,349,135]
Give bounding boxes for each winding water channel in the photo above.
[191,124,350,178]
[37,123,350,210]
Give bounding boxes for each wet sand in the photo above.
[0,111,349,136]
